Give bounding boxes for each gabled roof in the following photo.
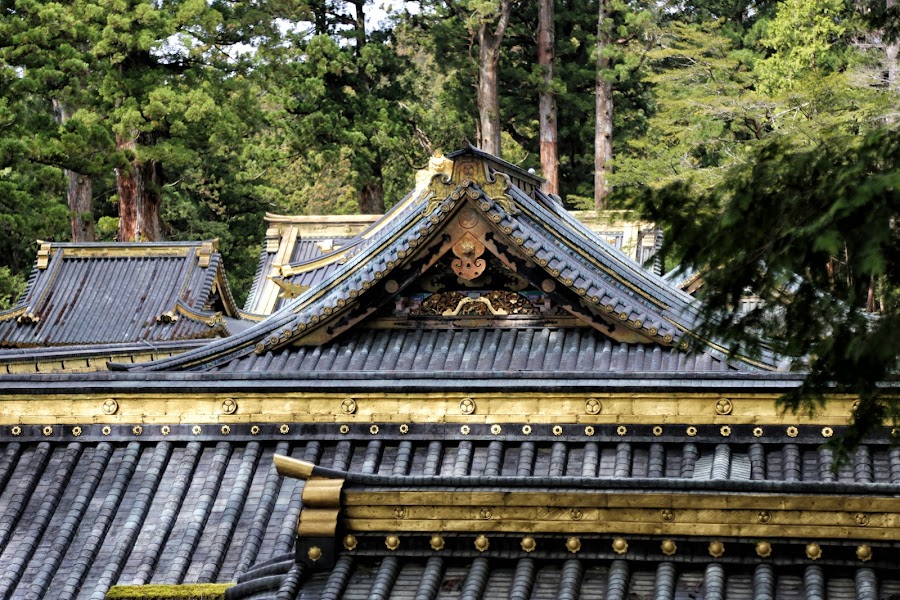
[0,241,241,348]
[244,214,379,316]
[128,148,778,373]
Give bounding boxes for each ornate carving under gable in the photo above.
[419,291,541,317]
[423,154,517,216]
[451,233,486,281]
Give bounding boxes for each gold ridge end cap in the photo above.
[274,454,316,480]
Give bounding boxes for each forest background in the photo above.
[0,0,897,308]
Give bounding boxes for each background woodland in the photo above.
[0,0,897,306]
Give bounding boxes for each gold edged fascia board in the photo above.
[0,306,28,323]
[274,454,317,479]
[0,350,176,375]
[274,454,345,541]
[36,240,53,269]
[197,239,218,267]
[106,584,233,599]
[341,490,900,541]
[0,391,859,427]
[172,304,226,328]
[236,309,266,322]
[513,201,669,312]
[662,318,776,372]
[269,277,310,300]
[264,213,383,226]
[61,245,194,259]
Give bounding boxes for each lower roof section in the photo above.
[211,327,745,374]
[226,553,897,600]
[1,431,898,599]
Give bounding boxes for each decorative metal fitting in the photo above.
[753,427,764,438]
[585,398,602,415]
[460,425,471,435]
[459,397,476,415]
[570,508,584,521]
[661,540,677,556]
[102,399,119,415]
[343,535,358,551]
[758,510,772,524]
[42,426,53,437]
[805,543,822,560]
[565,537,581,554]
[279,424,290,435]
[715,398,733,415]
[399,424,409,434]
[132,425,143,436]
[430,534,445,551]
[250,425,260,435]
[221,425,231,435]
[480,508,493,520]
[369,424,379,435]
[102,426,111,436]
[72,426,82,437]
[616,426,627,436]
[686,426,698,437]
[787,426,799,438]
[552,425,563,436]
[756,541,772,558]
[394,507,407,519]
[221,399,237,414]
[822,427,833,438]
[855,513,870,526]
[161,425,171,435]
[857,544,872,562]
[193,425,202,435]
[385,535,400,551]
[11,425,21,436]
[491,424,502,435]
[522,425,532,435]
[653,426,663,436]
[339,425,349,434]
[709,541,725,558]
[474,535,490,552]
[521,536,536,553]
[612,538,628,555]
[720,425,731,437]
[307,546,322,562]
[662,509,675,523]
[584,426,595,436]
[340,398,357,415]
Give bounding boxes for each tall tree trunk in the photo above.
[594,0,613,210]
[67,172,95,242]
[538,0,558,195]
[116,136,164,241]
[52,100,95,242]
[358,160,385,214]
[476,0,511,156]
[887,0,899,98]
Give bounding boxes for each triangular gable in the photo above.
[132,148,777,372]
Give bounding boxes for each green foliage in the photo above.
[640,128,900,446]
[0,267,25,310]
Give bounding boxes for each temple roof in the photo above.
[1,427,898,599]
[0,241,242,348]
[127,148,777,374]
